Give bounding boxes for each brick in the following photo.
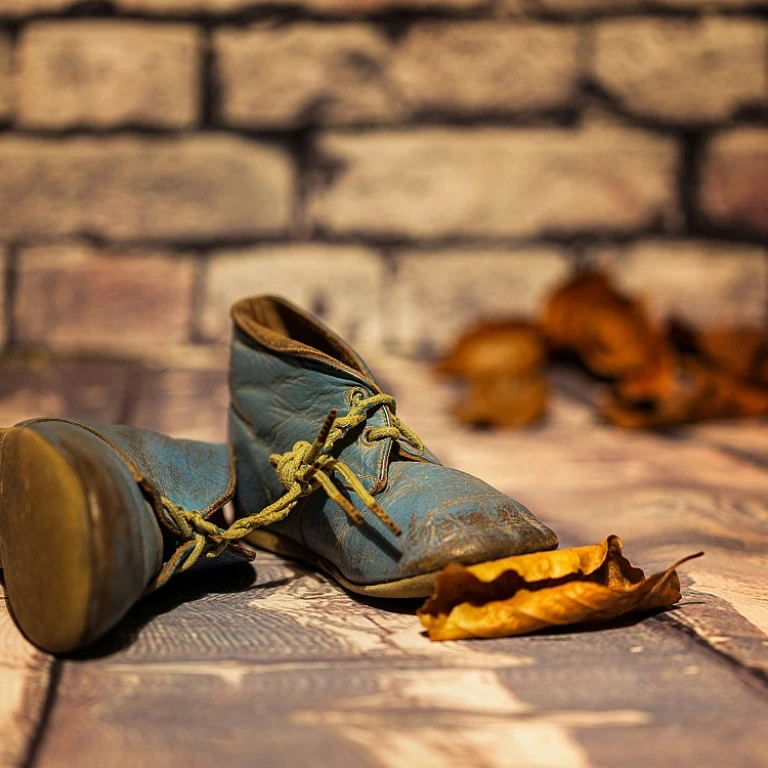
[131,369,229,442]
[0,363,131,426]
[202,244,386,349]
[15,244,196,352]
[18,22,201,129]
[508,0,768,10]
[216,22,580,127]
[592,19,768,124]
[309,127,678,238]
[117,0,482,13]
[0,245,6,349]
[216,25,398,128]
[595,241,768,327]
[0,136,293,241]
[699,129,768,237]
[391,248,571,354]
[0,35,11,121]
[391,23,581,115]
[0,0,74,13]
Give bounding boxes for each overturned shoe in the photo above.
[0,419,254,654]
[228,296,559,598]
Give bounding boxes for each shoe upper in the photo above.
[15,419,253,588]
[229,296,558,588]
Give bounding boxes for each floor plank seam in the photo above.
[656,613,768,697]
[19,658,62,768]
[712,443,768,473]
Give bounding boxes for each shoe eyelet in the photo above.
[360,427,376,447]
[346,387,367,405]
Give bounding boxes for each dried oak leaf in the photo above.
[418,535,703,641]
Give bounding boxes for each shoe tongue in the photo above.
[79,423,234,517]
[233,296,449,485]
[389,438,442,466]
[322,389,396,493]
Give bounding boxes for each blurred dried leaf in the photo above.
[436,320,545,378]
[438,272,768,430]
[542,272,672,386]
[452,373,548,428]
[669,318,768,384]
[436,321,548,427]
[604,358,768,428]
[418,535,702,641]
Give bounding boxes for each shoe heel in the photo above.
[0,423,159,654]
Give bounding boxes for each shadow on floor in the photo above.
[67,560,311,660]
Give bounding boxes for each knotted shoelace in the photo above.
[155,392,424,573]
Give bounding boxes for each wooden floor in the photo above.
[1,355,768,768]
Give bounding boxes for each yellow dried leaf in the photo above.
[418,535,703,641]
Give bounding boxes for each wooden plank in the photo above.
[0,584,55,768]
[2,356,768,768]
[0,360,134,767]
[32,552,768,768]
[688,420,768,468]
[380,356,768,677]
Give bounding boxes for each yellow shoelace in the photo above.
[156,392,424,573]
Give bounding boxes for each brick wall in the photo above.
[1,0,767,360]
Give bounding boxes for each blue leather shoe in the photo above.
[0,419,253,654]
[229,296,558,598]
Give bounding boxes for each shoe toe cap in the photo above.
[345,462,558,585]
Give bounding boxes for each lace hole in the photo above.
[346,387,367,405]
[360,427,376,447]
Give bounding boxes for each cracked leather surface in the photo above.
[229,296,559,587]
[17,419,250,587]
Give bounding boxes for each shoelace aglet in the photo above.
[335,495,366,528]
[366,500,402,537]
[314,471,365,526]
[332,461,403,538]
[304,408,338,466]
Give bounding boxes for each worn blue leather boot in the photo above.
[229,296,558,598]
[0,419,253,654]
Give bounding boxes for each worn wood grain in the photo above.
[1,356,767,767]
[31,552,768,768]
[0,585,55,768]
[382,357,768,678]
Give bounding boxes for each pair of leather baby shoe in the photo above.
[0,296,558,653]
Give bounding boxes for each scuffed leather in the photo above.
[230,331,394,495]
[17,418,252,591]
[90,423,236,517]
[229,296,559,587]
[15,419,164,632]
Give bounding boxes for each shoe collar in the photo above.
[231,295,380,388]
[230,295,438,491]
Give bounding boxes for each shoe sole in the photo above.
[0,426,142,653]
[247,529,437,599]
